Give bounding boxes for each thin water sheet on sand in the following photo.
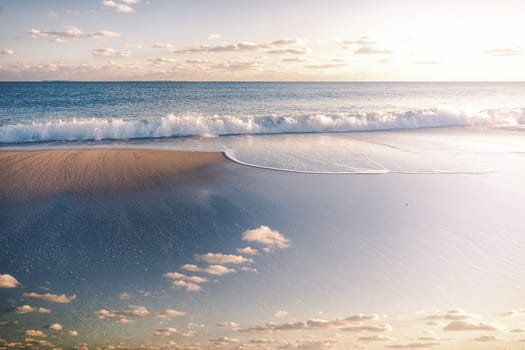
[1,138,525,349]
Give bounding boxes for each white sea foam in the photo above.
[0,108,524,143]
[223,151,496,175]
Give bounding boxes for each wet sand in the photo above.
[0,148,226,201]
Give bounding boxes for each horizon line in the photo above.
[1,80,525,83]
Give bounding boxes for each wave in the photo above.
[1,108,524,144]
[223,151,496,175]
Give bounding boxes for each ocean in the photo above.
[1,82,525,142]
[2,81,525,173]
[1,82,525,349]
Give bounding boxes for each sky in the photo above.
[1,0,525,81]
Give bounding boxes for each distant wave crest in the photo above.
[1,108,524,143]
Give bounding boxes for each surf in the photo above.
[1,108,524,144]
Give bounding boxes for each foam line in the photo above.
[223,151,497,175]
[1,108,524,143]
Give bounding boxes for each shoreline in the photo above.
[0,148,226,201]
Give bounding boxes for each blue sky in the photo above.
[1,0,525,80]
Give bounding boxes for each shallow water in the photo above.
[1,128,525,349]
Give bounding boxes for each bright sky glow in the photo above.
[1,0,525,81]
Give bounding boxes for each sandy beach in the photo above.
[1,131,524,349]
[0,148,226,201]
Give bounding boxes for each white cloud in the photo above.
[267,48,310,55]
[0,274,19,288]
[181,264,202,273]
[282,57,308,63]
[241,314,379,332]
[164,272,208,284]
[272,39,299,46]
[48,323,63,331]
[242,226,289,250]
[249,338,282,345]
[30,26,120,41]
[211,336,240,347]
[273,310,288,318]
[175,39,301,54]
[23,292,76,304]
[208,265,235,276]
[205,264,236,275]
[25,330,46,338]
[92,48,131,57]
[386,342,439,348]
[305,63,346,69]
[186,59,213,64]
[341,324,392,332]
[101,0,136,13]
[208,34,221,40]
[1,49,14,56]
[188,322,205,329]
[294,339,340,350]
[74,342,89,350]
[216,322,241,331]
[211,60,261,72]
[157,309,187,318]
[354,46,393,55]
[95,305,186,320]
[13,305,51,314]
[195,253,253,265]
[443,321,497,331]
[344,314,380,322]
[68,330,79,336]
[472,335,502,342]
[172,280,202,292]
[148,57,177,65]
[358,335,392,341]
[1,59,147,80]
[180,264,235,276]
[95,305,146,319]
[341,36,376,46]
[501,310,523,316]
[119,292,131,300]
[117,318,134,324]
[154,327,178,338]
[236,247,259,256]
[152,43,176,49]
[423,309,472,321]
[38,340,55,347]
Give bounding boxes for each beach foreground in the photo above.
[0,148,225,201]
[1,130,525,350]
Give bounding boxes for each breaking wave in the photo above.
[1,108,524,144]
